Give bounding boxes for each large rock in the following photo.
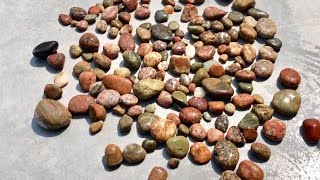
[133,79,165,100]
[102,74,132,95]
[151,24,173,41]
[202,78,234,99]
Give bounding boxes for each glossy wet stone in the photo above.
[151,24,173,41]
[226,126,246,146]
[123,143,146,164]
[279,68,301,88]
[251,142,271,161]
[228,11,244,25]
[33,41,59,58]
[213,140,239,170]
[238,113,259,131]
[79,33,100,52]
[105,144,123,167]
[302,118,320,144]
[263,119,286,141]
[248,8,269,20]
[237,160,264,180]
[148,166,167,180]
[192,68,210,86]
[243,128,258,143]
[179,107,202,125]
[215,115,229,133]
[202,78,234,99]
[232,0,256,11]
[251,104,274,122]
[166,136,189,158]
[271,89,301,116]
[266,38,282,51]
[137,113,160,134]
[238,82,253,93]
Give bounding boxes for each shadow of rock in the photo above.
[31,116,67,137]
[247,150,268,163]
[162,148,170,160]
[30,56,47,68]
[276,77,285,90]
[214,0,233,7]
[101,155,121,171]
[299,126,317,147]
[211,155,224,175]
[76,84,86,93]
[272,111,294,121]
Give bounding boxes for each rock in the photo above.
[92,69,106,81]
[211,20,224,32]
[207,128,224,144]
[221,17,233,29]
[266,38,282,51]
[243,128,258,143]
[179,107,202,125]
[224,103,236,115]
[133,79,164,100]
[96,90,120,109]
[114,67,131,78]
[188,25,205,35]
[220,170,241,180]
[271,89,301,116]
[263,119,286,141]
[219,75,232,85]
[251,104,274,122]
[68,95,95,114]
[102,74,132,95]
[241,44,256,64]
[194,87,206,98]
[79,71,96,92]
[32,41,58,58]
[79,33,99,53]
[213,140,239,170]
[227,42,242,57]
[166,113,180,126]
[153,40,167,52]
[251,142,271,161]
[96,20,108,33]
[209,64,225,78]
[151,24,173,41]
[238,113,259,131]
[237,160,264,180]
[215,115,229,133]
[148,167,167,180]
[208,101,225,115]
[202,78,234,99]
[228,11,244,25]
[232,93,254,109]
[47,53,65,69]
[136,27,151,43]
[169,55,191,75]
[196,45,215,61]
[123,143,146,164]
[186,44,196,59]
[259,46,277,62]
[253,94,264,104]
[228,29,239,42]
[90,121,103,134]
[157,91,172,108]
[190,62,204,73]
[142,139,157,152]
[150,119,176,143]
[188,97,207,112]
[122,51,141,70]
[84,14,97,24]
[256,18,277,38]
[190,123,207,141]
[44,84,62,100]
[93,52,112,70]
[69,44,82,58]
[105,144,123,167]
[181,4,198,22]
[113,104,127,116]
[73,61,91,76]
[145,104,156,113]
[226,126,246,146]
[120,94,138,107]
[70,7,86,20]
[178,124,189,136]
[108,27,119,38]
[238,82,253,93]
[192,68,210,86]
[144,52,162,68]
[155,10,168,23]
[232,0,256,11]
[122,0,138,12]
[168,21,180,31]
[203,112,212,122]
[244,16,257,27]
[118,33,135,52]
[137,113,160,134]
[166,136,189,158]
[168,158,180,169]
[190,142,211,164]
[172,91,188,107]
[214,32,231,46]
[279,68,301,88]
[59,14,72,25]
[89,103,106,122]
[54,72,69,88]
[127,105,143,117]
[251,60,274,78]
[302,118,320,144]
[135,7,151,19]
[118,115,133,132]
[248,8,269,20]
[137,43,153,58]
[225,63,242,76]
[203,6,227,20]
[172,42,186,55]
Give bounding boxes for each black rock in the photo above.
[266,38,282,52]
[32,41,59,59]
[151,24,173,42]
[248,8,269,20]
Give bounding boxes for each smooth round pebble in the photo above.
[123,143,146,164]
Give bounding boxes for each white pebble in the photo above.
[194,87,206,98]
[185,44,196,59]
[157,61,169,71]
[244,16,257,27]
[54,72,69,88]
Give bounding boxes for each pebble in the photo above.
[225,63,242,76]
[89,103,107,122]
[241,44,256,64]
[84,14,97,24]
[256,18,277,38]
[271,89,301,116]
[119,94,138,107]
[118,33,135,52]
[188,25,205,36]
[219,54,229,64]
[111,20,123,29]
[137,43,153,58]
[79,33,100,52]
[174,5,182,12]
[155,10,169,23]
[148,166,167,180]
[209,64,225,78]
[251,60,274,78]
[263,119,286,141]
[259,46,278,62]
[203,6,227,20]
[208,101,225,115]
[238,82,253,93]
[243,128,258,143]
[157,91,172,108]
[226,126,246,146]
[47,53,65,69]
[166,113,181,126]
[68,95,95,115]
[54,72,69,88]
[123,143,146,164]
[79,71,96,92]
[73,61,91,76]
[220,170,241,180]
[190,142,211,164]
[181,4,198,22]
[59,14,72,25]
[192,68,210,86]
[82,53,93,62]
[101,6,118,23]
[266,38,282,51]
[200,31,215,45]
[213,140,239,170]
[118,12,131,24]
[70,20,78,27]
[193,87,206,98]
[279,68,301,88]
[120,24,133,35]
[108,27,119,38]
[135,7,150,20]
[172,42,186,55]
[137,113,160,134]
[227,29,239,42]
[248,8,269,19]
[237,160,264,180]
[302,118,320,144]
[70,7,87,20]
[90,121,103,134]
[238,113,259,131]
[102,43,119,59]
[179,74,191,87]
[253,94,264,104]
[33,41,59,59]
[168,158,180,169]
[227,42,242,57]
[202,112,211,122]
[69,44,82,58]
[127,105,143,117]
[151,24,173,41]
[172,91,188,108]
[138,67,156,80]
[244,16,257,27]
[136,27,151,43]
[92,68,106,81]
[219,75,232,85]
[142,139,157,152]
[207,128,224,144]
[202,78,234,99]
[228,11,244,24]
[177,84,189,94]
[102,74,133,95]
[122,0,138,12]
[166,136,189,158]
[224,103,236,115]
[239,23,257,42]
[114,67,131,78]
[118,115,133,132]
[103,0,114,7]
[251,142,271,161]
[96,90,120,109]
[221,17,233,29]
[232,0,256,11]
[113,104,127,116]
[34,99,71,130]
[211,20,224,32]
[251,104,274,122]
[153,40,167,52]
[232,93,254,109]
[190,62,203,73]
[44,84,62,100]
[179,107,202,125]
[164,5,174,14]
[88,6,100,15]
[214,115,229,133]
[188,97,207,113]
[133,79,164,100]
[169,55,191,75]
[190,123,207,141]
[145,104,156,113]
[150,119,176,143]
[144,52,162,68]
[185,44,196,59]
[105,144,123,167]
[178,124,189,136]
[122,51,141,70]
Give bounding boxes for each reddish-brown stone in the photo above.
[102,74,132,95]
[190,142,211,164]
[118,33,135,52]
[166,113,181,126]
[47,53,65,69]
[123,0,138,12]
[44,84,63,100]
[59,14,72,25]
[188,97,208,113]
[203,6,227,20]
[208,101,225,115]
[68,95,95,114]
[302,118,320,144]
[209,64,225,78]
[148,166,167,180]
[181,4,198,22]
[279,68,301,88]
[237,160,264,180]
[79,71,96,92]
[243,128,258,143]
[179,107,202,125]
[263,119,286,141]
[88,6,100,15]
[157,91,173,108]
[89,103,107,122]
[235,70,256,82]
[232,93,254,109]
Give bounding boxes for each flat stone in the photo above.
[32,41,58,58]
[202,78,234,99]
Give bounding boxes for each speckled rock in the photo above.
[151,24,173,41]
[144,52,162,67]
[179,107,202,125]
[181,4,198,22]
[150,119,176,143]
[256,18,277,38]
[96,90,121,109]
[237,160,264,180]
[215,115,229,133]
[189,123,207,141]
[148,166,167,180]
[232,93,254,109]
[118,33,135,52]
[133,79,165,100]
[251,142,271,161]
[238,113,259,131]
[220,170,241,180]
[137,113,160,134]
[213,140,239,170]
[122,0,138,12]
[251,60,274,78]
[259,46,277,62]
[263,119,286,141]
[251,104,274,122]
[190,142,211,164]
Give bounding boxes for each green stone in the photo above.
[238,112,259,131]
[92,68,105,81]
[219,75,232,85]
[192,68,210,86]
[190,62,204,73]
[155,10,168,23]
[203,112,212,122]
[111,20,123,29]
[188,25,205,35]
[145,104,156,113]
[82,53,93,62]
[123,50,142,70]
[271,89,301,116]
[238,82,253,93]
[137,113,160,134]
[172,91,188,107]
[253,94,264,104]
[178,124,189,136]
[221,17,233,29]
[202,78,234,99]
[176,85,189,94]
[174,5,182,12]
[103,0,114,7]
[133,79,165,100]
[168,21,180,31]
[228,11,244,24]
[119,114,133,132]
[84,14,97,24]
[142,139,157,152]
[117,3,125,12]
[266,38,282,52]
[251,104,274,122]
[166,136,189,158]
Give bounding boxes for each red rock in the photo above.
[203,6,227,20]
[59,14,72,25]
[101,6,118,22]
[162,0,175,6]
[157,91,173,108]
[127,105,143,118]
[279,68,301,88]
[166,113,181,126]
[123,0,138,12]
[209,64,225,78]
[135,7,151,19]
[47,53,65,69]
[79,71,96,92]
[169,55,191,75]
[118,33,135,52]
[68,95,95,114]
[179,107,202,125]
[79,33,100,52]
[302,118,320,144]
[89,103,107,122]
[237,160,264,180]
[189,123,207,141]
[232,93,254,109]
[208,101,225,115]
[188,83,196,93]
[44,84,62,100]
[263,119,286,141]
[165,78,180,93]
[196,45,215,61]
[88,6,100,15]
[148,166,167,180]
[190,142,211,164]
[243,128,258,143]
[188,97,208,113]
[235,70,256,82]
[180,4,198,22]
[207,128,224,144]
[118,12,131,24]
[226,126,246,146]
[102,74,132,95]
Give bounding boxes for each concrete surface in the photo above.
[0,0,319,179]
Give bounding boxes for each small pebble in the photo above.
[68,95,95,115]
[54,72,69,88]
[226,126,246,146]
[251,142,271,161]
[194,87,206,98]
[47,53,65,69]
[150,119,176,143]
[189,123,207,141]
[237,160,264,180]
[253,94,264,104]
[215,115,229,133]
[243,128,258,143]
[190,142,211,164]
[73,61,91,76]
[90,121,103,134]
[119,115,133,132]
[145,104,156,113]
[44,84,62,100]
[207,128,224,144]
[157,91,172,108]
[263,119,286,141]
[148,166,168,180]
[168,158,180,169]
[203,112,212,122]
[178,124,189,136]
[279,68,301,88]
[208,101,225,115]
[123,143,146,164]
[105,144,123,167]
[96,89,120,109]
[127,105,143,117]
[79,71,96,92]
[224,103,236,115]
[256,18,277,38]
[302,118,320,144]
[166,136,189,158]
[259,46,278,62]
[120,94,139,107]
[155,10,169,23]
[89,103,107,122]
[142,139,157,152]
[69,44,82,58]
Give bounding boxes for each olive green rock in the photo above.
[133,79,165,100]
[34,99,72,130]
[172,91,188,107]
[137,113,160,134]
[272,89,301,116]
[202,78,234,99]
[238,82,253,93]
[266,38,282,52]
[168,21,180,31]
[84,14,97,24]
[188,25,205,35]
[251,104,274,122]
[142,139,157,152]
[178,124,189,136]
[190,62,204,73]
[145,104,156,113]
[192,68,210,86]
[228,11,244,24]
[221,17,233,29]
[155,10,169,23]
[238,112,259,131]
[119,115,133,132]
[253,94,264,104]
[219,75,232,85]
[166,136,189,158]
[123,50,142,70]
[140,22,152,30]
[177,85,189,94]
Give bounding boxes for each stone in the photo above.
[225,63,242,76]
[114,67,131,78]
[232,93,254,109]
[137,43,153,57]
[150,119,176,143]
[136,27,151,43]
[168,21,179,31]
[123,50,142,70]
[120,24,133,35]
[96,90,121,109]
[120,94,138,107]
[59,14,72,25]
[181,4,198,22]
[251,60,274,78]
[88,6,100,15]
[127,105,143,117]
[169,55,191,75]
[118,115,133,132]
[266,38,282,51]
[178,124,189,136]
[34,99,71,130]
[251,104,274,122]
[271,89,301,116]
[164,5,174,14]
[179,107,202,125]
[251,142,271,161]
[190,62,203,73]
[224,103,236,115]
[79,33,99,53]
[207,128,224,144]
[166,136,189,158]
[243,128,258,143]
[211,20,224,32]
[79,71,96,92]
[202,78,234,99]
[172,91,188,107]
[215,115,229,133]
[148,167,167,180]
[214,32,231,46]
[256,18,277,38]
[302,118,320,144]
[44,84,62,100]
[227,42,242,57]
[279,68,301,88]
[239,23,257,42]
[253,94,264,104]
[84,14,97,24]
[122,0,138,12]
[180,74,191,87]
[137,113,160,134]
[168,158,180,169]
[220,170,241,180]
[92,68,106,81]
[118,12,131,24]
[226,126,246,146]
[203,6,227,20]
[221,17,233,29]
[203,112,212,122]
[144,52,162,67]
[69,44,82,58]
[213,140,239,170]
[135,7,150,20]
[244,16,257,27]
[172,42,186,55]
[192,68,210,86]
[145,104,156,113]
[263,119,286,141]
[47,53,65,69]
[123,143,146,164]
[208,64,225,78]
[118,33,135,52]
[194,87,206,98]
[32,41,58,58]
[108,27,119,38]
[105,144,123,167]
[188,97,207,113]
[190,123,207,141]
[185,44,196,59]
[248,8,269,20]
[155,10,168,23]
[142,139,157,152]
[102,74,133,95]
[238,113,259,131]
[166,113,180,126]
[113,104,127,116]
[196,45,215,61]
[153,40,167,52]
[103,0,114,7]
[70,7,87,20]
[219,75,232,85]
[237,160,264,180]
[157,91,172,108]
[190,142,211,164]
[151,24,173,41]
[241,44,256,64]
[232,0,256,11]
[259,46,277,62]
[73,61,91,76]
[208,101,225,115]
[133,79,165,100]
[90,121,103,134]
[238,82,253,93]
[54,72,69,88]
[68,95,95,115]
[227,29,239,42]
[228,11,244,24]
[89,103,107,122]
